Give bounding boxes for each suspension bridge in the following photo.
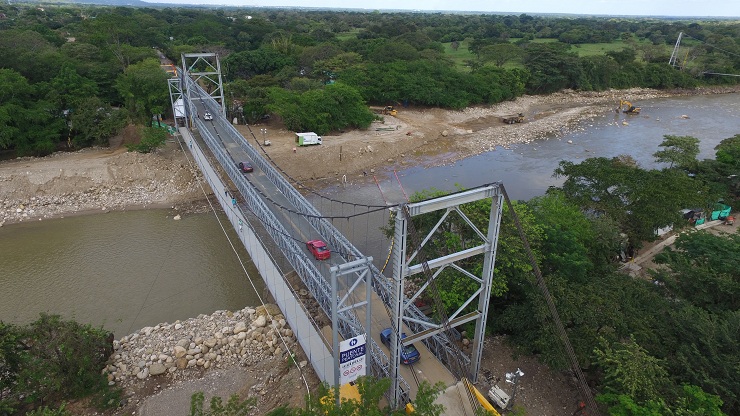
[166,53,600,415]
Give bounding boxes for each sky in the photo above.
[144,0,740,18]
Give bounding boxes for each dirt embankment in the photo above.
[0,141,204,226]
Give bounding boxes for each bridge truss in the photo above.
[172,53,502,408]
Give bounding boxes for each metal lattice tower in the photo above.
[389,184,503,406]
[669,32,684,68]
[181,53,226,125]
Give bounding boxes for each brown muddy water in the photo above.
[0,209,264,338]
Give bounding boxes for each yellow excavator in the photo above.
[383,105,398,116]
[618,100,641,114]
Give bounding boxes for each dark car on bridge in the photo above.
[380,328,421,365]
[237,162,253,173]
[306,240,330,260]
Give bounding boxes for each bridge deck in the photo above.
[182,94,467,410]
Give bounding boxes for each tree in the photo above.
[653,135,700,169]
[594,336,669,403]
[46,65,99,115]
[267,83,374,134]
[70,97,127,147]
[0,69,66,155]
[0,314,119,413]
[478,43,522,67]
[714,134,740,169]
[554,157,704,248]
[126,126,167,153]
[651,232,740,313]
[115,58,170,125]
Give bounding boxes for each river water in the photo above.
[0,210,264,338]
[313,93,740,264]
[1,93,737,338]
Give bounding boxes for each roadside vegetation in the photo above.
[1,4,739,415]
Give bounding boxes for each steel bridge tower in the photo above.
[388,184,503,406]
[180,53,226,126]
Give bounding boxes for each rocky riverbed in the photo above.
[104,304,319,415]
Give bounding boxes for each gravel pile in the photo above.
[105,305,302,388]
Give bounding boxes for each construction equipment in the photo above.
[502,113,524,124]
[371,105,399,116]
[618,100,641,114]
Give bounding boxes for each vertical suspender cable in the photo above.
[499,184,600,415]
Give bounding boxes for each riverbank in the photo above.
[100,304,321,416]
[0,143,205,226]
[2,86,738,226]
[241,85,740,187]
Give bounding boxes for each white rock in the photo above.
[173,346,187,358]
[233,321,247,334]
[254,315,267,328]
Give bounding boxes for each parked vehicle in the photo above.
[295,132,322,146]
[306,240,330,260]
[379,328,421,365]
[237,162,253,173]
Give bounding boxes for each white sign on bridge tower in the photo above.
[339,334,367,384]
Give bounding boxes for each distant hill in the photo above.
[26,0,153,6]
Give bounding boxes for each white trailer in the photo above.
[295,132,322,146]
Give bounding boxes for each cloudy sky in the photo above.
[146,0,740,17]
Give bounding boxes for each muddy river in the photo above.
[0,210,264,338]
[1,93,737,337]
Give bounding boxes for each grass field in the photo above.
[337,32,682,70]
[335,28,361,41]
[442,39,475,69]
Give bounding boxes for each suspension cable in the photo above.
[499,184,600,415]
[243,124,390,208]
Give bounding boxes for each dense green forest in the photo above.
[0,4,739,153]
[1,4,739,415]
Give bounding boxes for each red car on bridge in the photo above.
[306,240,330,260]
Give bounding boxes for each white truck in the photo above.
[295,132,322,146]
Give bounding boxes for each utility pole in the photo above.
[505,368,524,410]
